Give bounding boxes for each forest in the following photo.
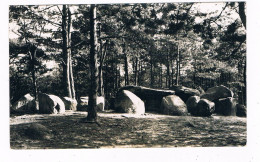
[9,3,246,121]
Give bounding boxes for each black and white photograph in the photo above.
[2,0,260,161]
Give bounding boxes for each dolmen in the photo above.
[118,85,175,112]
[116,85,246,117]
[186,85,245,117]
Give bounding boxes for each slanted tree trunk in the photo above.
[87,4,98,122]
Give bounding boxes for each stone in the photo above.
[160,95,188,116]
[24,123,52,140]
[201,85,233,101]
[38,93,65,114]
[194,99,215,117]
[186,96,200,115]
[170,85,201,102]
[119,85,175,111]
[114,90,145,114]
[236,104,246,117]
[78,96,105,112]
[215,97,237,116]
[11,93,35,113]
[62,97,77,111]
[97,96,105,111]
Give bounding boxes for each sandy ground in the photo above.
[10,111,247,149]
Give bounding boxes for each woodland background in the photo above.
[9,3,246,118]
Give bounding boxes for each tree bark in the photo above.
[87,4,98,122]
[243,58,246,105]
[62,5,72,98]
[166,51,171,88]
[134,57,138,86]
[150,59,154,88]
[176,43,180,85]
[31,48,39,111]
[238,2,246,29]
[67,7,76,100]
[123,42,129,86]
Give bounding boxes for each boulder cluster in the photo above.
[113,85,246,117]
[11,93,105,114]
[10,85,246,117]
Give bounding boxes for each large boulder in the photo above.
[78,96,105,112]
[236,104,246,117]
[11,93,35,113]
[170,85,201,102]
[62,97,77,111]
[114,90,145,114]
[186,96,200,115]
[215,97,237,116]
[119,85,175,111]
[38,93,65,114]
[201,85,233,101]
[194,99,215,117]
[160,95,188,116]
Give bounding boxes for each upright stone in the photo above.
[114,90,145,114]
[62,97,77,111]
[236,104,246,117]
[38,93,65,114]
[186,96,200,115]
[77,96,105,112]
[160,95,188,116]
[11,93,35,113]
[195,99,215,117]
[215,97,237,116]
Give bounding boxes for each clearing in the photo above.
[10,111,246,149]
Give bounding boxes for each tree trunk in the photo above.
[138,61,142,86]
[238,2,246,29]
[62,5,72,98]
[166,52,171,88]
[98,41,107,97]
[31,48,39,111]
[124,43,129,86]
[134,57,138,86]
[87,4,98,122]
[67,7,76,100]
[176,44,180,85]
[243,58,246,105]
[150,59,154,88]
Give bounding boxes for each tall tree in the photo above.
[86,4,98,122]
[61,5,76,99]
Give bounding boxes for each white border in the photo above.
[2,0,260,162]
